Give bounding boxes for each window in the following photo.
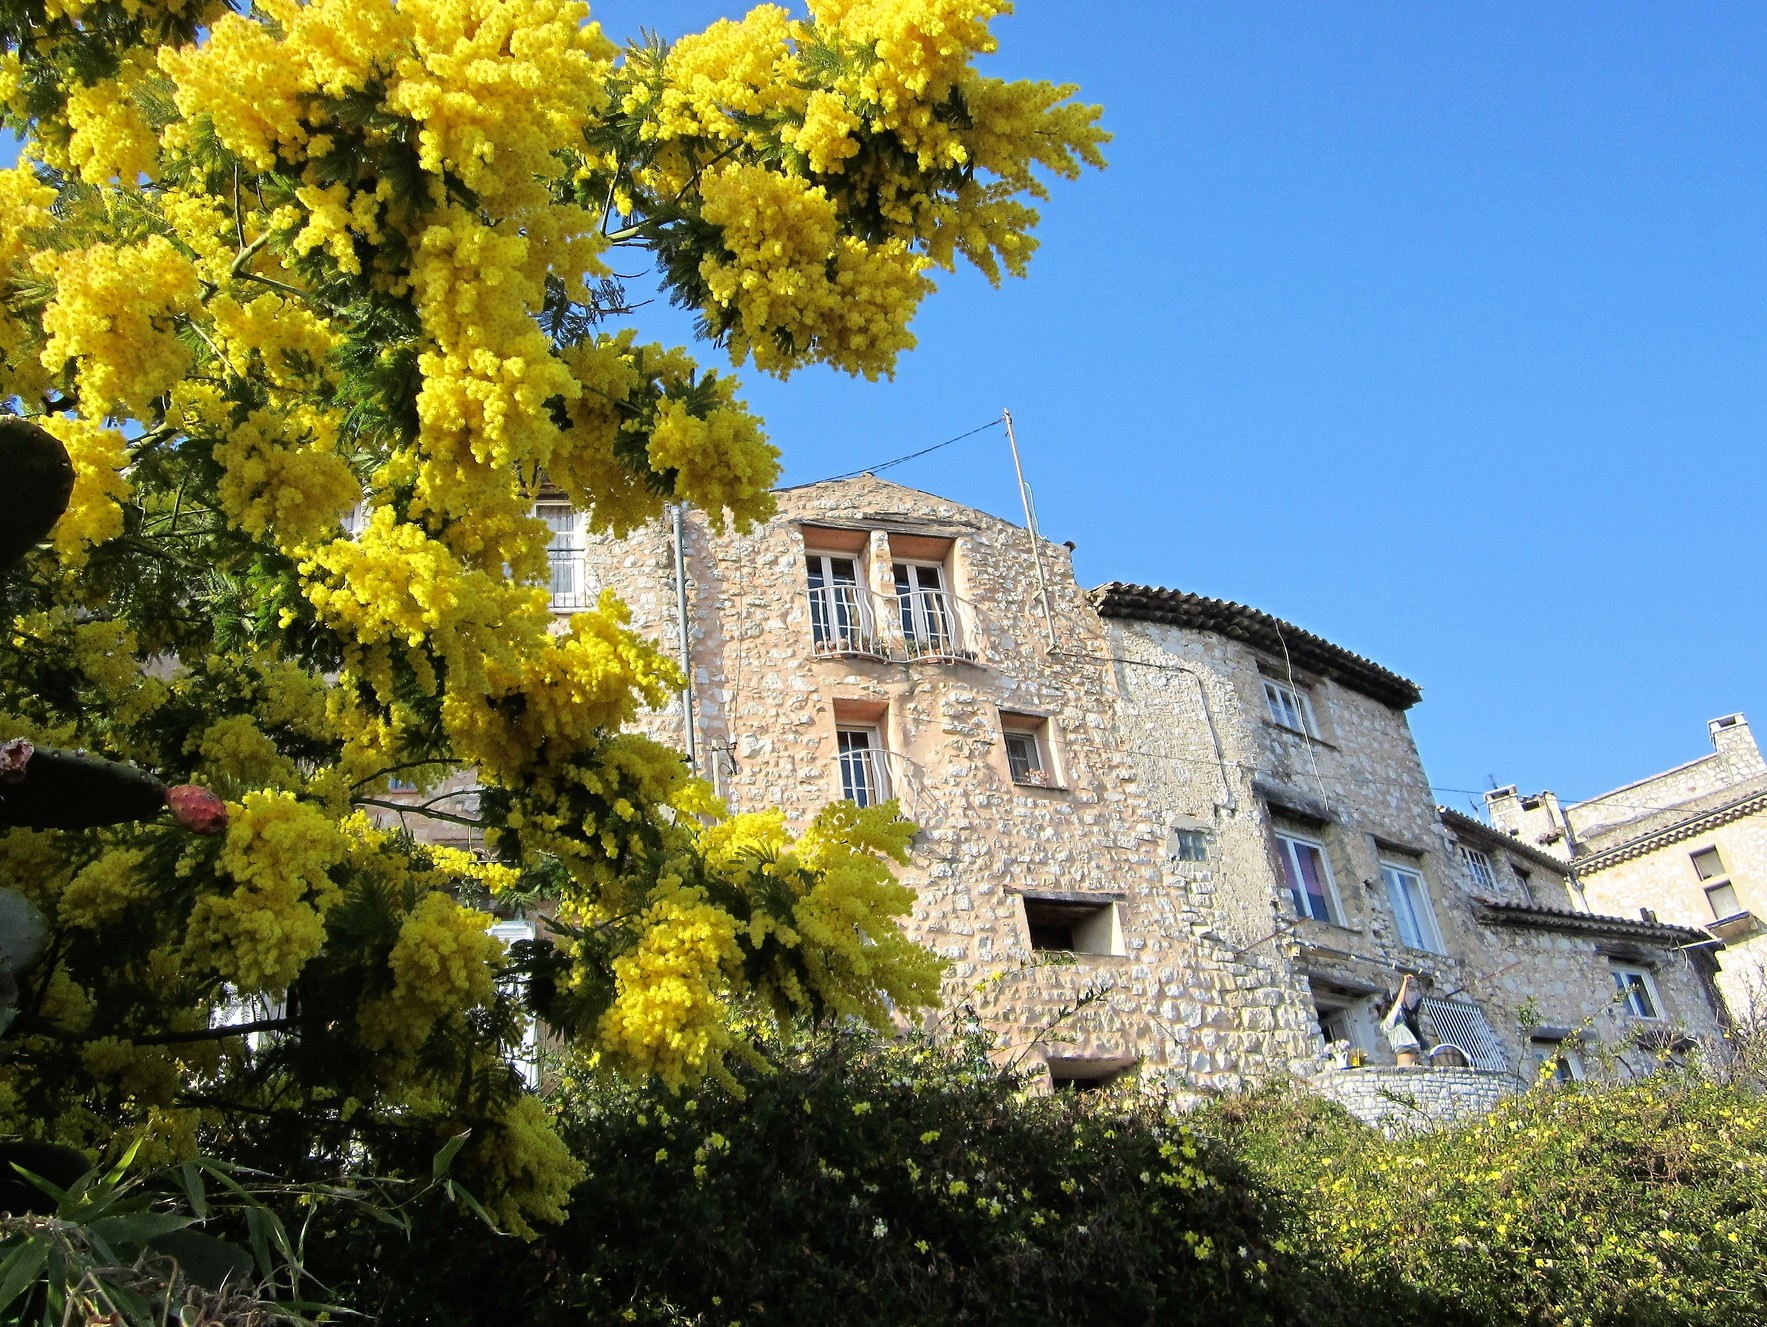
[1530,1038,1584,1083]
[1610,963,1662,1020]
[1459,845,1496,891]
[1021,897,1121,956]
[892,560,963,658]
[1172,829,1209,863]
[1048,1060,1130,1092]
[1263,679,1319,736]
[1691,847,1742,920]
[1514,866,1536,906]
[807,553,876,655]
[1381,861,1443,952]
[490,919,540,1088]
[1275,831,1338,923]
[836,726,889,807]
[999,712,1055,788]
[535,502,588,610]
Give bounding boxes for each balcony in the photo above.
[894,586,975,662]
[809,583,885,658]
[837,742,892,807]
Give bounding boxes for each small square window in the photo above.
[1173,828,1209,862]
[1022,897,1121,956]
[1691,847,1726,882]
[1275,831,1338,923]
[1000,713,1056,788]
[1530,1038,1584,1083]
[1611,963,1662,1020]
[1263,679,1319,736]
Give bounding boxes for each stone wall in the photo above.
[1311,1065,1514,1134]
[1103,614,1495,1068]
[577,476,1321,1091]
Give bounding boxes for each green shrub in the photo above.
[1198,1074,1767,1326]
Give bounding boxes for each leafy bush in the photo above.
[309,1027,1311,1327]
[1199,1074,1767,1327]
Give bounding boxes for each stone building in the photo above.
[378,476,1731,1105]
[1486,714,1766,1022]
[1089,584,1726,1087]
[566,476,1321,1093]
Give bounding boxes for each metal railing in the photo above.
[809,583,884,657]
[548,551,593,611]
[837,744,891,807]
[894,586,973,661]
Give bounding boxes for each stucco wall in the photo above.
[1578,815,1767,1020]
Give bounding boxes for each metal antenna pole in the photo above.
[1003,408,1058,653]
[671,503,698,774]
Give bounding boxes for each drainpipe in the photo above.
[671,503,697,775]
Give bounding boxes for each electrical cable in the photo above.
[783,416,1005,488]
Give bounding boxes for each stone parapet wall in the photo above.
[1310,1066,1515,1134]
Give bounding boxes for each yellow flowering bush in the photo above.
[0,0,1101,1239]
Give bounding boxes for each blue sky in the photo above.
[12,4,1761,811]
[597,1,1767,812]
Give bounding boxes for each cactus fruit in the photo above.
[0,415,75,573]
[0,739,227,834]
[166,783,228,835]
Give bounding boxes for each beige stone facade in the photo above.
[1487,715,1767,1023]
[1092,585,1726,1086]
[379,476,1733,1104]
[573,477,1321,1094]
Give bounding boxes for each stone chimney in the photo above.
[1707,713,1765,781]
[1484,785,1573,857]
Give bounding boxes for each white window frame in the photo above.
[806,551,875,654]
[1263,678,1319,737]
[999,712,1056,788]
[1459,844,1496,891]
[1610,962,1663,1020]
[891,557,963,657]
[1275,830,1340,924]
[535,501,587,611]
[1381,860,1444,953]
[836,725,890,807]
[490,919,540,1088]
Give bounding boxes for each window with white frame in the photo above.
[490,919,540,1088]
[1274,830,1338,923]
[999,712,1055,788]
[535,502,587,610]
[836,725,889,807]
[1610,962,1662,1019]
[1263,678,1319,736]
[806,552,876,655]
[892,560,962,657]
[1459,844,1496,891]
[1691,846,1742,920]
[1381,861,1443,952]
